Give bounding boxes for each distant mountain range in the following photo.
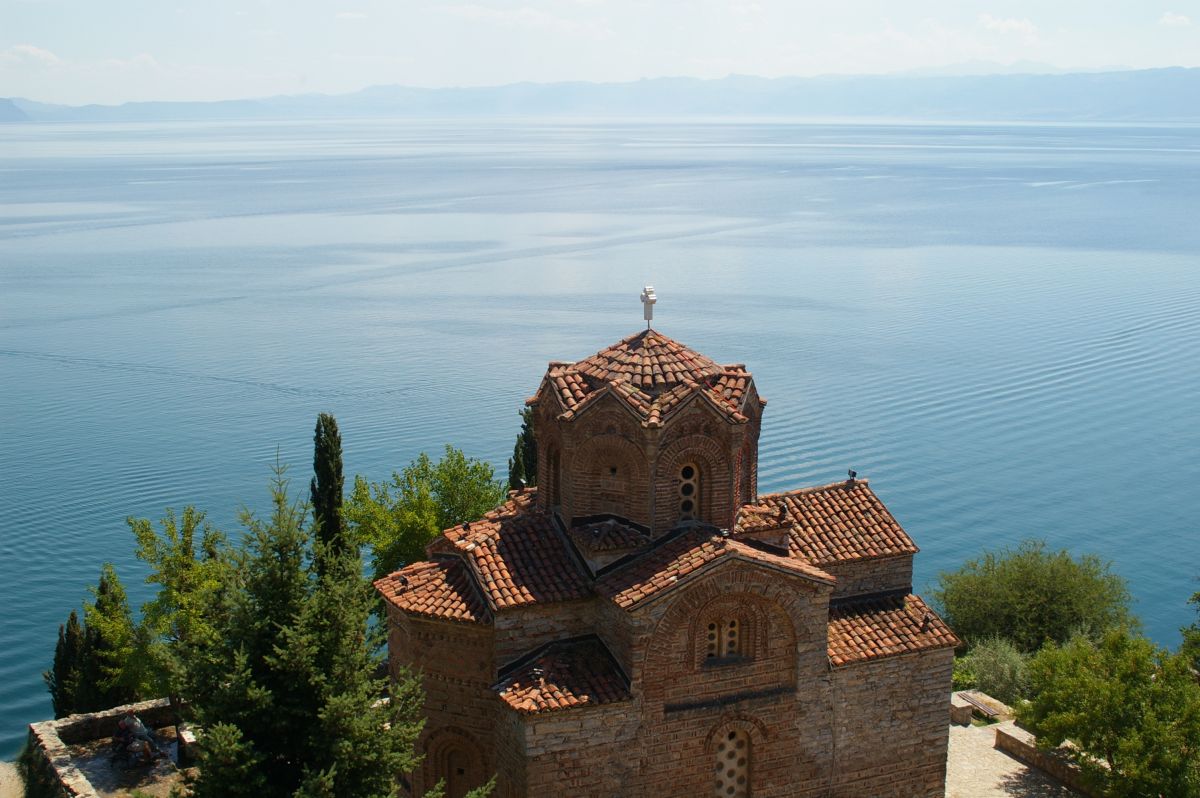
[5,68,1200,123]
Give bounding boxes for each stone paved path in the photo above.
[946,723,1080,798]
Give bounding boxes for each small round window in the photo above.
[680,464,699,521]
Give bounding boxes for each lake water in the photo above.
[1,118,1198,758]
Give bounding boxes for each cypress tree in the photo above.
[507,407,537,491]
[44,610,84,718]
[310,412,346,565]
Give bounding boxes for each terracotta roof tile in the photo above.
[445,492,591,610]
[569,518,651,553]
[493,637,631,714]
[827,593,959,666]
[598,529,834,610]
[374,558,490,625]
[736,480,918,566]
[539,329,756,428]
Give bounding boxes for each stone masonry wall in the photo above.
[822,555,913,600]
[830,648,955,798]
[389,610,497,797]
[520,703,640,798]
[492,599,597,665]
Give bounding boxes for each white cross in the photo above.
[640,285,657,327]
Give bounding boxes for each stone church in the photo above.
[375,317,958,798]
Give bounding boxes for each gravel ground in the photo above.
[946,723,1080,798]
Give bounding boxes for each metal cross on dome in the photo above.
[640,285,657,328]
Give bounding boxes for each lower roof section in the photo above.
[492,636,631,715]
[827,593,959,667]
[375,557,490,625]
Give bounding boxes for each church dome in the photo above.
[574,329,723,393]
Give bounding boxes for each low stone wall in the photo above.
[994,721,1096,797]
[24,699,180,798]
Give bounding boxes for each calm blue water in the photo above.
[1,119,1198,758]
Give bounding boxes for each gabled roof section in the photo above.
[827,593,959,666]
[533,329,758,428]
[439,490,592,611]
[493,636,631,714]
[597,528,834,611]
[736,479,918,567]
[374,557,491,625]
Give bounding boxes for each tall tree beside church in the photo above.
[310,412,346,567]
[44,610,85,718]
[507,406,537,491]
[189,464,444,798]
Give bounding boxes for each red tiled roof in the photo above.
[536,329,756,428]
[443,492,591,610]
[598,529,834,610]
[569,518,651,553]
[827,593,959,666]
[736,480,918,566]
[493,637,631,714]
[374,558,490,625]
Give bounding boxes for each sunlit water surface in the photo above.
[2,119,1198,757]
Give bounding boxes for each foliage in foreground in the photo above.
[1020,628,1200,798]
[346,444,506,581]
[933,539,1131,653]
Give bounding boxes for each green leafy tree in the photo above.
[507,407,537,491]
[346,445,505,580]
[957,636,1028,705]
[78,564,141,710]
[310,412,347,569]
[128,505,228,716]
[933,539,1131,653]
[43,610,85,718]
[1020,629,1200,797]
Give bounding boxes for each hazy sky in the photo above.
[3,0,1198,105]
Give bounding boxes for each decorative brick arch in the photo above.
[423,726,488,798]
[639,566,810,710]
[686,592,793,669]
[655,434,732,530]
[566,434,649,523]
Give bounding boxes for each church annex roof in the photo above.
[827,593,959,666]
[736,479,918,566]
[535,329,759,428]
[433,491,592,611]
[492,636,631,714]
[375,558,490,625]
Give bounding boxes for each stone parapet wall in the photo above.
[25,698,180,798]
[994,721,1096,796]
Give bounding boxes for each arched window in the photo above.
[714,728,751,797]
[680,463,700,521]
[705,617,744,660]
